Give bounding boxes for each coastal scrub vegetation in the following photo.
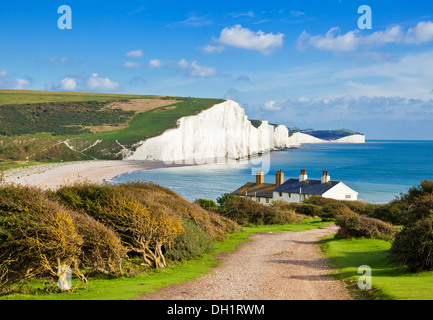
[215,193,304,226]
[0,181,239,294]
[210,181,433,274]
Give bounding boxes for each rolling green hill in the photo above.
[0,90,224,166]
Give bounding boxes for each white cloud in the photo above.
[148,59,163,68]
[216,25,284,55]
[406,21,433,43]
[201,44,225,54]
[85,73,120,91]
[177,59,218,77]
[51,73,120,92]
[275,96,433,123]
[125,50,144,58]
[12,79,31,90]
[228,11,254,18]
[123,61,141,68]
[263,100,281,111]
[297,21,433,52]
[59,77,78,91]
[47,56,69,64]
[0,70,31,90]
[174,15,213,27]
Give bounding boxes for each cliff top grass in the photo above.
[0,89,162,105]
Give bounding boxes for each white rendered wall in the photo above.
[322,182,359,201]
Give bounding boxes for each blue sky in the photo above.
[1,0,433,139]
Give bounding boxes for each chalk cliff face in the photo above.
[126,100,364,162]
[333,134,366,143]
[287,132,326,145]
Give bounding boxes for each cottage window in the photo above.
[266,198,270,204]
[346,195,351,199]
[288,193,291,198]
[279,192,283,197]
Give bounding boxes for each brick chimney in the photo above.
[276,170,284,186]
[299,169,308,182]
[321,171,331,183]
[256,170,264,185]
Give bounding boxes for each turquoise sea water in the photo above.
[113,141,433,204]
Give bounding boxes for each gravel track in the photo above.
[139,226,352,300]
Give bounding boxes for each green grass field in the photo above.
[322,236,433,300]
[0,89,159,105]
[0,219,325,300]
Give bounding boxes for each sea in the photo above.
[112,141,433,204]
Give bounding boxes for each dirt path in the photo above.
[139,226,352,300]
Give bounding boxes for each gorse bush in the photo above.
[303,196,357,221]
[0,182,240,292]
[0,185,85,289]
[54,182,239,268]
[363,200,410,226]
[195,198,218,211]
[54,183,185,269]
[388,181,433,272]
[389,217,433,272]
[217,194,303,226]
[67,211,127,275]
[166,219,215,261]
[335,215,398,241]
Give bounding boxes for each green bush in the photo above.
[389,217,433,272]
[387,186,433,272]
[217,193,303,226]
[194,198,218,211]
[166,219,215,261]
[335,214,398,241]
[54,183,184,269]
[0,185,84,289]
[363,200,410,226]
[400,180,433,204]
[68,211,127,275]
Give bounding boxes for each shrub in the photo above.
[363,200,410,226]
[335,214,398,241]
[304,196,357,221]
[68,211,127,275]
[55,183,184,269]
[0,185,85,289]
[217,194,303,226]
[400,180,433,204]
[195,198,218,211]
[408,194,433,221]
[389,217,433,272]
[113,182,240,241]
[166,219,215,261]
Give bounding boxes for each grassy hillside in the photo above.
[0,90,224,165]
[0,89,159,105]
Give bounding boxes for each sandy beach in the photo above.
[3,160,173,190]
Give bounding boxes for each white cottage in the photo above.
[233,169,359,205]
[272,169,359,203]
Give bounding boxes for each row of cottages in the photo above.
[233,169,359,205]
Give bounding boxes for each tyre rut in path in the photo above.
[139,226,352,300]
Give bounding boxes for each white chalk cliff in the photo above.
[126,100,364,162]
